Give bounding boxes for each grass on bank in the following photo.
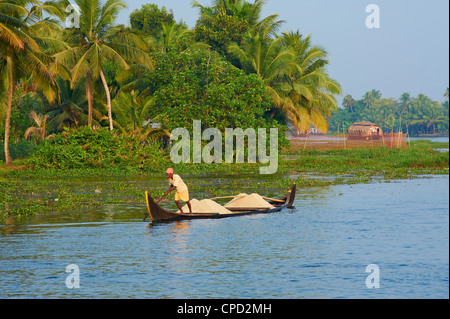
[0,139,448,218]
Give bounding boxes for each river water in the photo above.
[0,175,448,299]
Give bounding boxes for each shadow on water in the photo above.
[0,203,146,236]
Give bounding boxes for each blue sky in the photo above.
[117,0,449,104]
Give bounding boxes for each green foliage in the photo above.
[28,127,169,170]
[129,3,177,38]
[0,88,45,141]
[58,0,152,129]
[0,140,37,161]
[43,77,89,132]
[148,48,288,146]
[194,8,250,56]
[193,0,267,58]
[228,29,341,134]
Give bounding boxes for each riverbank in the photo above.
[1,140,448,218]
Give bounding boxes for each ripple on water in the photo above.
[0,175,448,298]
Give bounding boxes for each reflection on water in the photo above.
[166,221,191,274]
[0,175,448,298]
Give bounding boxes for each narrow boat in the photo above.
[144,183,296,222]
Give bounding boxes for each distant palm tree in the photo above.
[54,0,152,131]
[0,0,60,164]
[147,20,208,54]
[149,21,191,53]
[409,94,433,134]
[363,89,381,109]
[398,93,411,114]
[342,94,356,113]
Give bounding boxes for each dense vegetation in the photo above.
[26,127,168,169]
[329,89,449,136]
[1,0,343,166]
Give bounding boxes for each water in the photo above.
[409,136,449,152]
[408,136,449,143]
[0,175,448,299]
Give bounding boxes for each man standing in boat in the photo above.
[159,168,193,214]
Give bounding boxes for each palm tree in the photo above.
[24,110,48,141]
[363,89,381,109]
[409,94,433,134]
[228,28,341,133]
[361,89,382,126]
[43,77,92,131]
[193,0,283,58]
[342,94,355,113]
[0,0,60,164]
[194,0,341,132]
[397,92,411,132]
[54,0,152,131]
[148,21,191,54]
[112,91,169,142]
[422,99,446,135]
[228,28,295,108]
[398,93,411,114]
[194,0,265,28]
[280,31,341,133]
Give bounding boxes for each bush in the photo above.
[27,127,170,170]
[0,140,37,161]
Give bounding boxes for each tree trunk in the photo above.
[4,56,14,165]
[86,73,93,128]
[100,69,113,131]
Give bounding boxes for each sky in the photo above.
[117,0,449,105]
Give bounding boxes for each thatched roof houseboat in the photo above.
[347,122,383,140]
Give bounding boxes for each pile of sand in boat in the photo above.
[179,193,275,214]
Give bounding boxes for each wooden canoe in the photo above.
[144,183,296,222]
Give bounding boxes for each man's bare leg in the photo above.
[175,200,183,213]
[186,201,193,214]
